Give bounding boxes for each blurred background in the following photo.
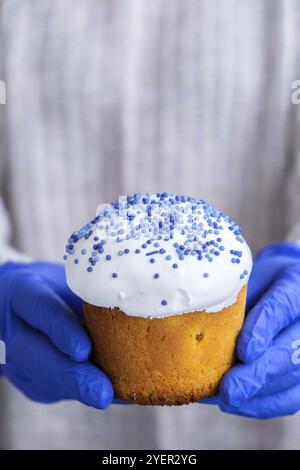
[1,0,300,449]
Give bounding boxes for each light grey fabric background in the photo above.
[1,0,300,449]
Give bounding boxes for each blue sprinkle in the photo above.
[142,244,147,249]
[161,299,168,306]
[74,259,79,264]
[159,248,166,254]
[106,255,111,261]
[63,255,67,261]
[87,267,93,272]
[165,255,172,261]
[81,249,87,255]
[146,250,159,256]
[94,236,99,241]
[124,248,130,254]
[172,263,178,269]
[203,272,209,278]
[150,258,155,264]
[154,242,160,248]
[154,273,160,279]
[135,249,141,254]
[118,250,124,256]
[112,272,118,278]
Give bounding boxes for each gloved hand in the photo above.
[203,243,300,418]
[0,262,114,409]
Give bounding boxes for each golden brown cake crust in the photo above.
[83,287,247,406]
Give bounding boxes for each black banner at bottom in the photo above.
[0,449,296,464]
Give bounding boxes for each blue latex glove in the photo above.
[203,243,300,418]
[0,262,114,409]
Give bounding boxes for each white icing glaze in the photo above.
[65,193,252,317]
